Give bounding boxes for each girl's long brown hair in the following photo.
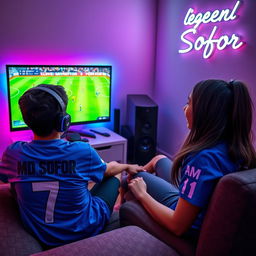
[171,79,256,187]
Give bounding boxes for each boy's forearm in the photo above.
[105,161,128,176]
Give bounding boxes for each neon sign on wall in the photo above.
[179,1,244,59]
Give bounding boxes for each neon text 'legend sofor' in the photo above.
[179,1,244,59]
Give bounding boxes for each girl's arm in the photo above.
[128,177,201,236]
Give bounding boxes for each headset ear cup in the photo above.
[64,114,71,131]
[55,113,71,132]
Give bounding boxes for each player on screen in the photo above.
[71,95,76,102]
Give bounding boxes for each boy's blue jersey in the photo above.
[170,142,238,230]
[0,139,110,246]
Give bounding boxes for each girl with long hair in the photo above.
[127,79,256,237]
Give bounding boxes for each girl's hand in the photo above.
[128,177,147,200]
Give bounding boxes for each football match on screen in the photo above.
[7,66,111,129]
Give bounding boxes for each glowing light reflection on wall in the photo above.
[0,53,116,133]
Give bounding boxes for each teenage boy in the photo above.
[0,84,144,247]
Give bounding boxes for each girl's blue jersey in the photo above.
[170,142,238,230]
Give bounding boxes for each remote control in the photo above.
[89,129,110,137]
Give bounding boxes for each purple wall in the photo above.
[1,0,256,158]
[0,0,157,156]
[154,0,256,156]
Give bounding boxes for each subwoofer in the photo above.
[126,94,158,165]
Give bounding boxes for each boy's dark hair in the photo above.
[171,79,256,186]
[18,84,68,137]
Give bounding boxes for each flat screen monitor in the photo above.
[6,65,112,131]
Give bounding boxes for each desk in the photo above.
[11,127,127,164]
[76,127,127,163]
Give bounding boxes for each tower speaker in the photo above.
[114,108,120,134]
[126,94,158,165]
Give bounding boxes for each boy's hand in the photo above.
[125,164,145,175]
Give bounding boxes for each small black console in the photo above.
[90,129,111,137]
[66,132,89,143]
[68,129,96,138]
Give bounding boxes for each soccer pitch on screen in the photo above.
[9,75,111,129]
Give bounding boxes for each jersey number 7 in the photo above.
[32,181,59,223]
